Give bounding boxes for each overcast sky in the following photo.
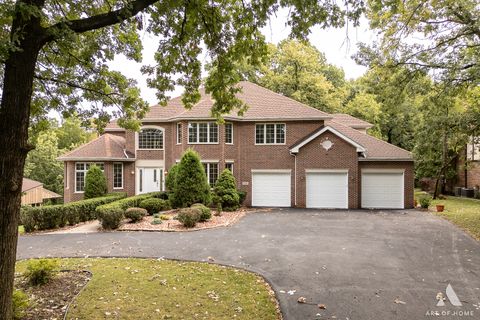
[110,10,374,105]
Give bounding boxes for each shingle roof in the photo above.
[22,178,43,192]
[58,134,135,161]
[332,114,372,129]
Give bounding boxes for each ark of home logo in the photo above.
[425,284,475,317]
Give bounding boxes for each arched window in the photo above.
[138,128,163,149]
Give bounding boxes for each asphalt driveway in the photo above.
[17,209,480,319]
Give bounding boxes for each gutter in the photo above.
[289,152,297,207]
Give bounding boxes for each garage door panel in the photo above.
[306,172,348,209]
[252,172,291,207]
[362,172,403,208]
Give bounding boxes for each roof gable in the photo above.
[58,134,134,161]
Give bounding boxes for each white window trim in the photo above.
[225,123,234,145]
[188,122,219,144]
[254,123,287,145]
[74,162,104,193]
[225,161,234,174]
[113,162,124,189]
[65,165,69,190]
[203,162,219,186]
[176,123,182,145]
[136,125,165,150]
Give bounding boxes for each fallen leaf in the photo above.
[318,304,326,309]
[394,298,406,305]
[297,297,307,303]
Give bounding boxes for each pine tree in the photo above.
[84,165,107,199]
[214,169,240,211]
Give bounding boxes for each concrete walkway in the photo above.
[18,209,480,320]
[46,220,101,234]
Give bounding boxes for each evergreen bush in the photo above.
[213,169,240,211]
[84,165,107,199]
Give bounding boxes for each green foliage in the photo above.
[177,208,201,228]
[84,165,107,199]
[191,203,212,222]
[139,198,171,214]
[237,191,247,205]
[419,196,432,209]
[151,218,162,225]
[213,169,240,211]
[124,207,147,223]
[19,193,126,232]
[12,289,29,320]
[99,207,124,229]
[25,259,58,286]
[159,214,171,220]
[170,149,211,208]
[165,164,179,192]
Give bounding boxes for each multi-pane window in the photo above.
[225,162,234,174]
[188,122,218,143]
[177,123,182,144]
[203,163,219,187]
[138,128,163,149]
[75,162,104,192]
[255,123,285,144]
[113,163,123,189]
[225,123,233,144]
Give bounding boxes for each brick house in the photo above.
[59,81,414,208]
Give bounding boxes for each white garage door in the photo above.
[252,171,291,207]
[306,171,348,208]
[361,171,404,208]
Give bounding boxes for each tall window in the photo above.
[138,128,163,149]
[203,163,219,187]
[225,123,233,144]
[113,163,123,189]
[255,123,285,144]
[75,162,104,192]
[225,162,234,174]
[188,122,218,143]
[177,123,182,144]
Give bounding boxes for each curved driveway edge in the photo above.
[18,209,480,320]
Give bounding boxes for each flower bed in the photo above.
[119,208,267,232]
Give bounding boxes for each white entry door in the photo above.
[138,167,162,194]
[251,171,291,207]
[361,171,404,208]
[306,171,348,208]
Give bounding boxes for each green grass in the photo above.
[16,258,280,320]
[415,190,480,240]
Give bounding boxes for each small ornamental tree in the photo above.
[165,163,179,192]
[84,165,107,199]
[170,149,211,208]
[213,169,240,211]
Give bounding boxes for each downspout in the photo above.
[290,152,297,207]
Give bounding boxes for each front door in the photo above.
[138,167,162,194]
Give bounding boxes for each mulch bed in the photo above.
[15,270,91,320]
[119,207,270,232]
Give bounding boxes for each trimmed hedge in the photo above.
[96,192,163,229]
[125,207,147,222]
[191,203,211,222]
[177,207,201,228]
[20,193,126,232]
[139,198,171,214]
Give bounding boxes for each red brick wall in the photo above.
[63,161,135,203]
[295,131,359,208]
[358,161,415,209]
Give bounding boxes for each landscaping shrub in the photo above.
[213,169,240,211]
[159,214,171,220]
[419,195,432,208]
[12,289,29,320]
[238,191,247,205]
[165,163,179,192]
[99,207,124,229]
[124,207,147,222]
[84,165,107,199]
[191,203,211,222]
[177,207,201,228]
[170,149,211,208]
[19,193,126,232]
[139,198,171,214]
[153,191,169,200]
[151,218,162,225]
[25,259,58,286]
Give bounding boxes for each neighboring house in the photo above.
[456,138,480,189]
[22,178,62,206]
[59,81,414,209]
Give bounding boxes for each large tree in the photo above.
[0,1,363,316]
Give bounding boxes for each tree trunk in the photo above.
[0,4,44,317]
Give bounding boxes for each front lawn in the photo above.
[415,191,480,240]
[15,258,280,320]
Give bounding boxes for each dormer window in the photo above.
[139,128,163,149]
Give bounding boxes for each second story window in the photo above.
[177,123,182,144]
[188,122,218,144]
[225,123,233,144]
[255,123,285,144]
[139,128,163,149]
